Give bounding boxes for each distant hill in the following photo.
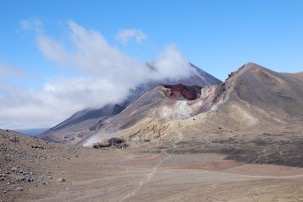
[15,128,49,136]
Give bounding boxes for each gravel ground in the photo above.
[2,129,303,201]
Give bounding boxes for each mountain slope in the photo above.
[39,64,221,144]
[85,62,303,167]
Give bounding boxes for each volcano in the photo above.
[83,62,303,167]
[39,62,303,167]
[39,64,221,144]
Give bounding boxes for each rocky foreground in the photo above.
[2,129,303,201]
[0,129,93,201]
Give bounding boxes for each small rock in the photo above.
[10,137,19,142]
[19,177,26,182]
[48,176,52,179]
[11,167,18,172]
[16,187,23,191]
[57,177,65,182]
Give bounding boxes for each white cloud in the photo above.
[37,36,70,65]
[0,62,25,78]
[19,17,43,32]
[115,29,146,45]
[0,20,192,129]
[37,20,192,85]
[0,77,130,129]
[148,44,193,81]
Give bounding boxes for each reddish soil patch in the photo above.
[225,164,303,176]
[227,64,245,80]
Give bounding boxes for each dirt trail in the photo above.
[120,130,185,201]
[119,154,170,202]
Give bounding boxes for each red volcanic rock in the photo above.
[227,65,245,80]
[163,84,201,100]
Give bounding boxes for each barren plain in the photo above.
[2,129,303,202]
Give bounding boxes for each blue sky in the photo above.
[0,0,302,129]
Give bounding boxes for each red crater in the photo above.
[163,84,201,100]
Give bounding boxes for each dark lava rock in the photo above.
[93,138,127,149]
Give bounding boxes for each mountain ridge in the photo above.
[82,62,303,167]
